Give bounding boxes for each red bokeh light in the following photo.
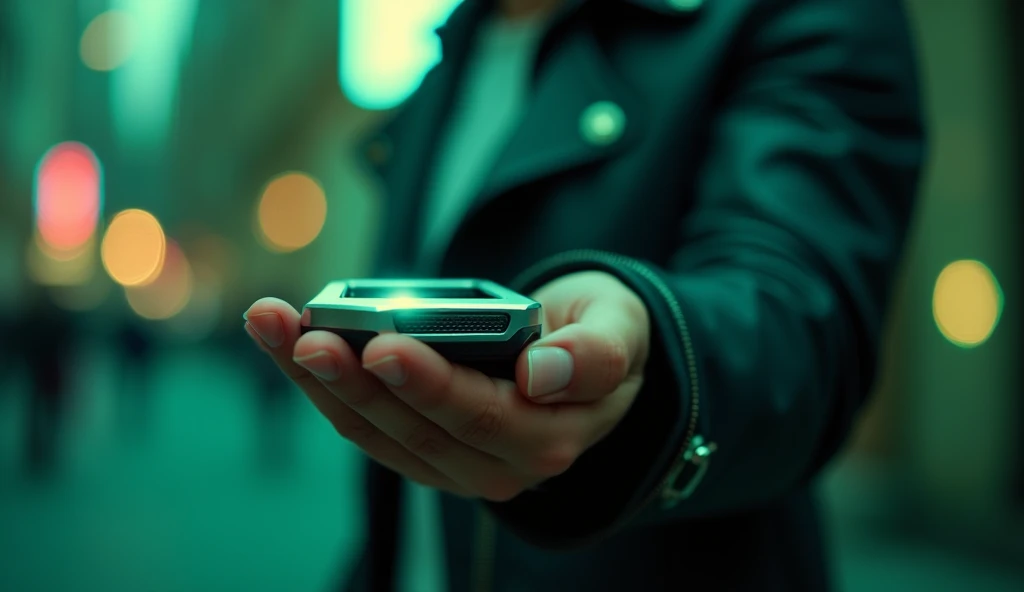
[34,142,102,252]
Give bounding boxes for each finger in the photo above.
[363,334,590,480]
[516,293,648,404]
[243,299,462,492]
[245,298,343,399]
[297,331,520,501]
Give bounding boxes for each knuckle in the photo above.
[529,443,579,478]
[604,336,630,385]
[455,400,507,446]
[448,486,477,499]
[340,384,376,408]
[335,416,377,445]
[412,364,456,412]
[609,337,630,377]
[291,368,322,389]
[403,422,447,457]
[479,478,524,503]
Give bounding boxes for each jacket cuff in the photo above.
[482,251,702,548]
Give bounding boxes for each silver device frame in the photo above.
[302,278,542,343]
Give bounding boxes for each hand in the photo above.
[243,271,650,501]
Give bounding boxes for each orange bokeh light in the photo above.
[125,240,193,320]
[101,209,166,286]
[256,172,328,252]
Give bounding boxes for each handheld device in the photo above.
[301,279,542,379]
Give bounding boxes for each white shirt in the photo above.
[415,14,547,272]
[399,13,548,592]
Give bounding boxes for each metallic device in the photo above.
[302,279,542,379]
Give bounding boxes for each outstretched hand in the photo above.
[243,271,649,501]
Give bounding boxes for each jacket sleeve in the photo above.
[487,0,927,548]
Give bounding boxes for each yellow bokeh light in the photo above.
[34,228,92,262]
[125,241,193,320]
[101,209,166,286]
[26,234,96,287]
[932,259,1003,348]
[80,11,136,72]
[256,172,328,252]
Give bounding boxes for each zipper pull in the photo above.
[660,435,717,509]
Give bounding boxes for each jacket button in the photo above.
[666,0,703,11]
[579,101,626,147]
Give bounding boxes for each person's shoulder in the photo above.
[709,0,918,68]
[743,0,913,32]
[612,0,910,43]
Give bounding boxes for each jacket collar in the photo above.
[365,0,705,274]
[619,0,707,15]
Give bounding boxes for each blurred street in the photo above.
[0,341,361,592]
[1,340,1021,592]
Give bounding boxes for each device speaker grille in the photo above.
[394,312,510,334]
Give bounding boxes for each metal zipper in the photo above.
[512,250,713,510]
[469,249,713,591]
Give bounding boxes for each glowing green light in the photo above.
[339,0,463,110]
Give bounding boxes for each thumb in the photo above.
[515,295,648,404]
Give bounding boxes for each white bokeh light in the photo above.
[340,0,463,110]
[110,0,199,155]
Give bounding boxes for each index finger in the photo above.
[244,298,462,490]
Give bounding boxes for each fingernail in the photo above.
[364,355,406,387]
[294,351,340,381]
[527,347,574,398]
[245,312,285,348]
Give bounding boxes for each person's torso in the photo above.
[364,0,736,284]
[359,1,830,590]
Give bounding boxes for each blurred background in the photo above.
[0,1,1020,590]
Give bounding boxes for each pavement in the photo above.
[0,342,1020,592]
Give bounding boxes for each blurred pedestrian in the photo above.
[19,287,75,478]
[114,318,155,443]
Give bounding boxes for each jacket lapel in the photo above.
[361,0,491,275]
[362,0,706,275]
[470,22,648,214]
[466,0,708,218]
[471,0,709,214]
